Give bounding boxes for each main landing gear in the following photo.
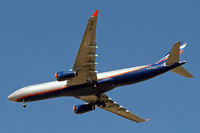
[96,101,106,108]
[87,80,97,88]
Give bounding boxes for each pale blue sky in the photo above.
[1,0,199,133]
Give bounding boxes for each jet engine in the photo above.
[55,71,77,81]
[74,104,95,114]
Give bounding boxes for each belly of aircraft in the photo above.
[21,81,114,102]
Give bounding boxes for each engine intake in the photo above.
[74,104,95,114]
[55,71,77,81]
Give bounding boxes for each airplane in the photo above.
[8,10,193,123]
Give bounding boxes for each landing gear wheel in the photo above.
[93,84,97,88]
[23,102,26,108]
[87,80,97,88]
[92,81,97,88]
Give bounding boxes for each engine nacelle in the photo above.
[74,104,95,114]
[55,71,77,81]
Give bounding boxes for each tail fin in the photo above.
[155,41,186,65]
[165,42,180,66]
[155,41,193,78]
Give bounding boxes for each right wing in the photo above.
[77,93,149,123]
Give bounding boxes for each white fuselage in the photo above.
[8,65,149,102]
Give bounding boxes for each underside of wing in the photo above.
[68,10,99,86]
[77,93,149,123]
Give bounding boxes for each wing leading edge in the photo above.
[68,10,99,86]
[77,93,149,123]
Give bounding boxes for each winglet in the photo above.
[145,118,150,122]
[92,10,99,17]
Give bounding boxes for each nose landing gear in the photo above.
[22,100,26,108]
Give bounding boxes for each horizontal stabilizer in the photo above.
[172,66,193,78]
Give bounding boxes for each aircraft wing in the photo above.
[77,93,149,123]
[68,10,99,86]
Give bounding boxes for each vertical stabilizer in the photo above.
[165,41,193,78]
[155,41,193,78]
[166,42,180,66]
[155,41,186,65]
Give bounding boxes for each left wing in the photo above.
[68,10,99,86]
[77,93,149,123]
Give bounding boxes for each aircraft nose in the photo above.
[8,92,17,101]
